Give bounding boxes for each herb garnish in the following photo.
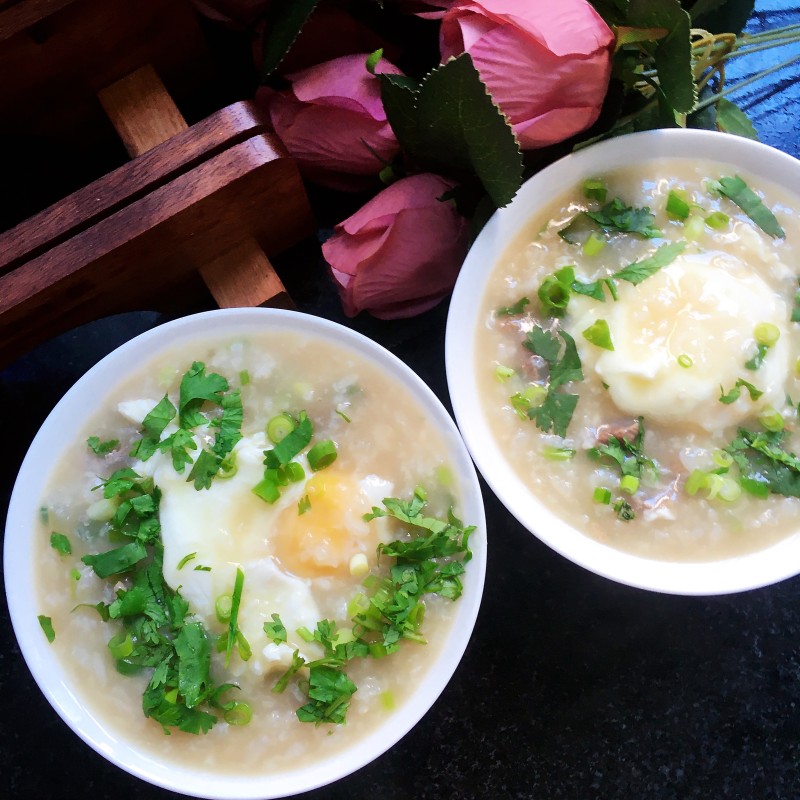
[270,491,473,725]
[713,175,785,239]
[496,297,530,316]
[87,436,120,455]
[588,417,655,488]
[38,615,56,643]
[719,379,763,405]
[50,532,72,556]
[559,197,661,242]
[522,325,583,437]
[725,428,800,498]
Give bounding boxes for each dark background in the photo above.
[3,2,800,798]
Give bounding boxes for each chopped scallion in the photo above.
[593,487,612,505]
[108,632,134,659]
[582,231,606,256]
[758,406,784,433]
[494,364,515,382]
[216,594,233,623]
[582,319,614,351]
[683,214,705,240]
[542,446,576,461]
[666,189,690,220]
[619,475,639,495]
[266,413,296,445]
[582,177,607,202]
[308,440,338,471]
[224,702,253,726]
[705,211,730,230]
[677,354,693,368]
[38,615,55,643]
[754,322,780,347]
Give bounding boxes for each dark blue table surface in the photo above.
[3,4,800,798]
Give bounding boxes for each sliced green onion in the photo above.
[215,594,232,623]
[266,413,296,444]
[39,506,49,524]
[684,214,705,240]
[713,449,734,469]
[666,189,690,220]
[705,211,730,230]
[236,631,252,661]
[252,477,280,504]
[308,440,338,471]
[619,475,640,495]
[796,356,800,377]
[224,702,253,726]
[705,473,724,500]
[582,177,607,202]
[494,364,515,382]
[686,469,709,496]
[284,461,305,482]
[677,354,693,368]
[758,406,784,432]
[582,231,606,256]
[543,446,576,461]
[718,477,742,503]
[298,494,311,515]
[297,626,315,643]
[108,632,134,659]
[538,271,573,317]
[239,370,251,386]
[754,322,780,347]
[380,691,396,710]
[593,487,612,505]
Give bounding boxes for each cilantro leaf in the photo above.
[523,326,583,437]
[582,319,614,351]
[174,622,212,708]
[81,541,147,578]
[726,428,800,498]
[158,428,198,473]
[267,411,313,466]
[296,665,356,725]
[585,198,661,238]
[745,342,770,371]
[87,436,119,455]
[187,450,222,491]
[50,532,72,556]
[719,379,763,405]
[496,297,530,316]
[179,362,228,429]
[588,417,655,482]
[613,241,686,285]
[263,614,287,644]
[716,175,785,238]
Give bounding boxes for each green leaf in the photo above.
[87,436,119,455]
[628,0,695,113]
[179,362,228,429]
[690,0,754,35]
[365,49,383,75]
[716,175,784,238]
[719,378,763,404]
[529,392,579,439]
[382,54,522,208]
[174,622,211,708]
[495,297,530,317]
[614,241,686,285]
[38,615,55,643]
[263,614,287,644]
[81,541,147,579]
[259,0,322,79]
[715,98,758,140]
[583,319,615,350]
[187,450,222,491]
[585,198,661,238]
[50,532,72,556]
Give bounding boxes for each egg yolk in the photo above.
[275,470,378,578]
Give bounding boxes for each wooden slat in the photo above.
[0,135,315,367]
[98,65,188,157]
[0,0,76,40]
[0,101,269,275]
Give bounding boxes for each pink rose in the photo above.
[258,54,403,191]
[440,0,614,149]
[322,174,470,319]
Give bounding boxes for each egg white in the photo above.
[568,250,790,431]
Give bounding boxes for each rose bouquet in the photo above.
[194,0,800,318]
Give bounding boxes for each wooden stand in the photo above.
[0,0,315,369]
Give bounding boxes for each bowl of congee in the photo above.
[4,308,486,798]
[446,128,800,595]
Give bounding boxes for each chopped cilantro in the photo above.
[745,343,770,371]
[613,242,686,286]
[179,362,229,428]
[49,532,72,556]
[522,326,583,437]
[263,614,287,644]
[725,428,800,498]
[719,379,763,405]
[714,175,785,238]
[613,498,636,521]
[496,297,530,316]
[584,197,661,238]
[588,417,655,487]
[87,436,120,455]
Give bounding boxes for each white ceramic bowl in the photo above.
[446,128,800,596]
[5,308,486,798]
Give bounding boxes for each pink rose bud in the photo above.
[440,0,615,150]
[322,174,470,319]
[258,54,403,191]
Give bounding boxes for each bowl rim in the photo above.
[4,307,486,798]
[446,127,800,596]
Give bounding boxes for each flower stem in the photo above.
[693,51,800,113]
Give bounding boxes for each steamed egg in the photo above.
[123,413,392,676]
[569,251,790,430]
